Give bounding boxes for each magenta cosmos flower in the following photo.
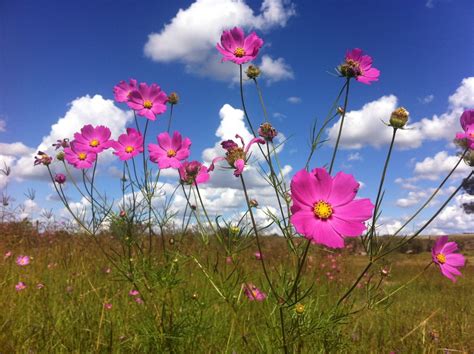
[455,109,474,149]
[128,83,168,121]
[16,255,30,266]
[432,236,465,282]
[243,283,266,301]
[64,141,98,169]
[15,281,27,291]
[111,128,144,161]
[148,131,191,169]
[74,124,113,154]
[178,161,210,185]
[290,168,374,249]
[209,135,265,177]
[113,78,138,103]
[216,27,264,65]
[339,48,380,85]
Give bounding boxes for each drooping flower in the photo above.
[290,168,374,249]
[54,173,66,184]
[178,161,210,185]
[52,138,70,150]
[258,122,278,142]
[209,135,265,177]
[113,78,138,103]
[455,109,474,149]
[128,83,168,120]
[111,128,144,161]
[64,142,98,169]
[16,255,30,266]
[34,151,53,166]
[432,236,465,282]
[15,281,27,291]
[243,283,266,301]
[73,124,113,154]
[216,27,264,65]
[339,48,380,85]
[148,131,191,169]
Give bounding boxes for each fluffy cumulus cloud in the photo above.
[413,151,471,181]
[12,94,132,181]
[144,0,296,83]
[327,95,423,149]
[286,96,301,104]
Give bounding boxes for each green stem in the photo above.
[239,64,256,136]
[167,104,175,133]
[253,78,269,123]
[328,78,351,174]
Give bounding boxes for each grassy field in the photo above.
[1,224,473,353]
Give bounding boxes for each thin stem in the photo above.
[240,174,279,299]
[285,239,311,304]
[253,78,269,123]
[167,104,175,133]
[239,65,256,136]
[328,78,351,174]
[368,128,398,259]
[337,262,373,306]
[194,183,217,235]
[279,306,289,354]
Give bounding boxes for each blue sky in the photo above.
[0,0,473,234]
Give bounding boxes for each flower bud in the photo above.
[389,107,409,129]
[380,268,389,277]
[246,65,261,79]
[229,226,240,235]
[119,210,126,218]
[337,107,345,115]
[258,122,278,142]
[168,92,179,105]
[54,173,66,184]
[169,237,175,245]
[249,199,258,208]
[56,151,65,161]
[295,303,305,315]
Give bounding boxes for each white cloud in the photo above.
[0,142,34,156]
[0,119,6,132]
[327,95,423,150]
[286,96,301,104]
[13,94,132,182]
[347,152,362,161]
[259,55,294,84]
[144,0,295,82]
[413,151,471,181]
[418,94,434,104]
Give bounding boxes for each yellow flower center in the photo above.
[251,290,258,298]
[78,152,87,160]
[143,100,153,109]
[167,149,177,157]
[90,139,100,147]
[234,47,246,57]
[313,200,333,219]
[125,146,134,153]
[436,253,446,264]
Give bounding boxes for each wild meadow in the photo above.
[1,24,473,353]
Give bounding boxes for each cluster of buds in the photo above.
[258,122,278,142]
[389,107,409,129]
[34,151,53,166]
[167,92,179,105]
[246,65,261,79]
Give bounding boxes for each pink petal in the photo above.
[171,131,182,150]
[311,220,345,249]
[328,171,359,206]
[158,133,172,150]
[334,198,374,222]
[330,216,367,237]
[229,27,244,47]
[445,253,465,267]
[290,170,320,208]
[234,159,245,176]
[311,168,332,200]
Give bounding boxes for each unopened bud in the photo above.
[56,151,65,161]
[191,293,198,300]
[381,268,389,277]
[168,92,179,105]
[169,237,175,245]
[119,210,126,218]
[249,199,258,208]
[229,226,240,235]
[337,107,345,115]
[246,65,261,79]
[295,303,305,314]
[390,107,409,129]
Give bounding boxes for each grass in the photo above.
[1,224,473,353]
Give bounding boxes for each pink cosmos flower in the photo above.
[243,283,266,301]
[73,124,113,154]
[111,128,144,161]
[339,48,380,85]
[16,255,30,266]
[54,173,66,184]
[4,251,12,259]
[113,78,138,103]
[128,83,168,121]
[178,161,210,185]
[134,297,144,304]
[432,236,465,282]
[129,289,139,296]
[254,252,262,260]
[148,131,191,169]
[209,135,265,177]
[64,142,98,169]
[216,27,264,65]
[104,303,113,310]
[455,109,474,149]
[37,283,45,289]
[15,281,26,291]
[290,168,374,249]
